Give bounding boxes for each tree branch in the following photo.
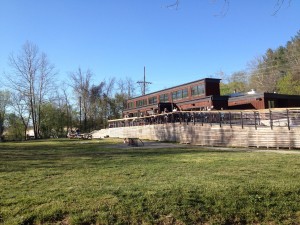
[166,0,179,10]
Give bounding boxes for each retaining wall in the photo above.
[104,124,300,149]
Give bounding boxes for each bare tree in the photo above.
[272,0,292,15]
[248,53,281,93]
[166,0,229,15]
[102,77,115,125]
[117,77,136,98]
[89,82,105,129]
[69,68,119,130]
[6,41,56,139]
[0,90,11,141]
[125,77,136,98]
[10,92,31,140]
[166,0,180,10]
[69,67,92,131]
[115,77,136,118]
[166,0,291,15]
[61,84,74,131]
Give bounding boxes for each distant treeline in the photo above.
[221,30,300,95]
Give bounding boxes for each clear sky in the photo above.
[0,0,299,93]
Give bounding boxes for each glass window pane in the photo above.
[183,89,188,98]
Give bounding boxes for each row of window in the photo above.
[172,89,188,100]
[127,84,205,109]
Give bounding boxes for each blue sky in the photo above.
[0,0,299,93]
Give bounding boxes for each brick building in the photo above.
[123,78,300,117]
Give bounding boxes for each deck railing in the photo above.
[108,108,300,130]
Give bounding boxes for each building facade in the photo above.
[228,92,300,109]
[123,78,228,117]
[123,78,300,118]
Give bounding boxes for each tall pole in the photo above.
[137,66,152,95]
[79,96,82,130]
[143,66,146,96]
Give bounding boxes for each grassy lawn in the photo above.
[1,139,300,225]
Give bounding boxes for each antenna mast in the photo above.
[137,66,152,95]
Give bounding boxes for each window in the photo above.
[176,90,181,99]
[127,102,134,109]
[159,94,169,102]
[182,89,188,98]
[136,99,147,107]
[191,84,205,96]
[268,100,276,108]
[172,89,188,101]
[148,96,157,105]
[172,92,177,100]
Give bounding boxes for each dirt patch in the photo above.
[112,141,185,149]
[201,146,300,154]
[253,149,300,154]
[106,139,300,154]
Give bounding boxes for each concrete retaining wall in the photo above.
[104,123,300,149]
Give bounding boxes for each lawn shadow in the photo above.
[0,138,264,173]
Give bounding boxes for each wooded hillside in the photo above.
[221,31,300,95]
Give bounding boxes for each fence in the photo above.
[109,108,300,130]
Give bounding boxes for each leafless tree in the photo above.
[89,82,105,129]
[10,92,31,140]
[117,76,136,98]
[166,0,229,15]
[166,0,180,10]
[61,84,74,131]
[0,90,11,141]
[248,54,280,93]
[113,77,136,119]
[102,77,115,125]
[103,77,116,98]
[6,41,56,139]
[166,0,291,15]
[69,67,92,131]
[272,0,292,15]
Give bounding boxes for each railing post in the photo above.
[229,112,232,128]
[201,112,204,126]
[287,109,290,130]
[269,109,273,130]
[179,112,182,124]
[219,112,222,127]
[186,113,189,125]
[254,111,257,130]
[241,111,244,129]
[193,112,195,125]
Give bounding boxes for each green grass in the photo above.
[1,139,300,225]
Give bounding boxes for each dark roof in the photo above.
[128,78,221,101]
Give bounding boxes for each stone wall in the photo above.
[105,123,300,149]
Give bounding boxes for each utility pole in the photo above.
[79,96,82,130]
[137,66,152,95]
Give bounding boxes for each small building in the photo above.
[228,92,300,109]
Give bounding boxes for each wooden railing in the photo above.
[108,108,300,130]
